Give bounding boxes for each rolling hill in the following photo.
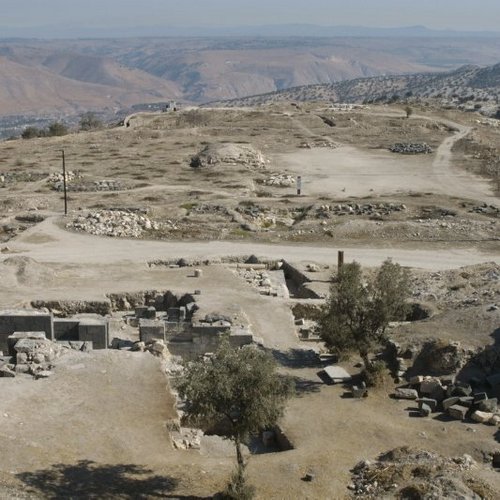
[209,63,500,111]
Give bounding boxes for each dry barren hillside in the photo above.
[0,47,180,116]
[2,36,500,118]
[212,63,500,113]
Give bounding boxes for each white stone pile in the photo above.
[68,210,171,238]
[262,173,296,187]
[47,171,81,188]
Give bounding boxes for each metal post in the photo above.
[338,250,344,269]
[61,149,68,215]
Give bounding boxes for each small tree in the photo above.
[316,259,411,372]
[21,126,42,139]
[405,106,413,119]
[79,112,103,131]
[47,121,68,137]
[176,340,293,492]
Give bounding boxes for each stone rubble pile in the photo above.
[262,173,296,187]
[47,171,81,188]
[190,143,267,169]
[67,210,172,238]
[469,203,500,216]
[0,332,71,379]
[234,268,280,296]
[0,172,47,185]
[394,375,500,426]
[317,202,407,218]
[53,179,127,192]
[171,427,203,450]
[299,140,338,149]
[349,448,487,498]
[389,143,432,154]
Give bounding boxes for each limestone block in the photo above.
[471,410,493,424]
[448,404,468,420]
[394,388,418,400]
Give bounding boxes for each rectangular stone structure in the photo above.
[78,319,108,349]
[139,319,165,343]
[0,311,53,353]
[53,319,80,341]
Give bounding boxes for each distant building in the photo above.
[164,101,178,112]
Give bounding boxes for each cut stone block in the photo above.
[471,410,493,424]
[323,366,352,384]
[448,404,468,420]
[352,383,368,398]
[478,398,498,413]
[417,398,437,412]
[409,375,424,385]
[450,383,472,397]
[394,388,419,400]
[442,397,460,411]
[473,392,488,403]
[458,397,474,408]
[420,378,442,395]
[419,403,432,417]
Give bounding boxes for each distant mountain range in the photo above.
[1,24,499,39]
[0,34,500,121]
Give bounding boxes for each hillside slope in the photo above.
[210,63,500,108]
[0,49,180,116]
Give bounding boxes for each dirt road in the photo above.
[5,216,499,270]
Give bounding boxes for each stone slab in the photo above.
[323,366,352,384]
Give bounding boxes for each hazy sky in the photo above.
[1,0,499,31]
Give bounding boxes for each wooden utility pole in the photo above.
[61,149,68,215]
[338,250,344,269]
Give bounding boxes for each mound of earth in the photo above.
[190,143,267,169]
[349,447,495,499]
[0,257,55,287]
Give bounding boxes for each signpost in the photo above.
[296,175,302,196]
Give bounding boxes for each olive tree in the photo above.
[79,112,103,131]
[316,259,411,371]
[176,340,293,495]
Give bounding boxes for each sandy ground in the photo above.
[4,216,499,270]
[278,116,497,204]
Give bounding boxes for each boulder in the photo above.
[488,415,500,426]
[394,388,419,400]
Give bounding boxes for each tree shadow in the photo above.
[268,348,322,368]
[16,461,186,500]
[291,375,323,395]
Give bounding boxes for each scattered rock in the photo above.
[390,143,432,154]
